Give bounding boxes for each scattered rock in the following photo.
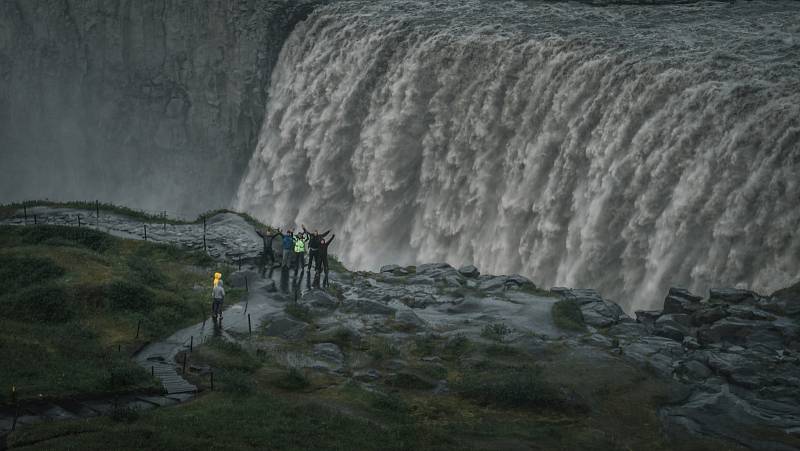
[663,287,703,314]
[303,290,338,310]
[393,310,428,331]
[709,288,759,304]
[343,299,396,315]
[312,343,345,369]
[458,265,480,278]
[262,312,310,340]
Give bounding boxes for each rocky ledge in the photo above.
[300,262,800,450]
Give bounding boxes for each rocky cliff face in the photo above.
[0,0,317,216]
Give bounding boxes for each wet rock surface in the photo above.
[1,208,798,450]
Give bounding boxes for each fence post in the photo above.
[182,353,188,374]
[238,256,242,271]
[96,200,100,227]
[248,314,252,336]
[77,214,81,228]
[245,276,248,292]
[190,336,193,352]
[210,371,214,391]
[151,366,155,377]
[203,217,207,252]
[144,224,147,241]
[11,385,17,432]
[163,211,167,232]
[34,214,37,225]
[23,206,27,225]
[135,319,141,339]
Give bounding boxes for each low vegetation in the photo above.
[0,225,239,403]
[552,298,587,332]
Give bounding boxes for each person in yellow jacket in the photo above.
[292,232,307,279]
[212,272,225,320]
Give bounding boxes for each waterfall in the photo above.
[235,0,800,311]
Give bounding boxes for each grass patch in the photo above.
[285,302,313,323]
[552,299,587,332]
[442,334,472,360]
[0,225,224,403]
[193,338,261,373]
[454,365,570,410]
[367,336,400,362]
[480,322,512,342]
[272,368,310,391]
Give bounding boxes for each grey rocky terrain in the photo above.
[1,206,798,450]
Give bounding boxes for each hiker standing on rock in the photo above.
[303,225,330,288]
[292,231,308,280]
[212,272,225,320]
[281,229,294,268]
[256,228,281,277]
[319,234,335,288]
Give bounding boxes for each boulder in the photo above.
[697,317,788,349]
[458,265,480,278]
[380,264,408,276]
[663,287,703,314]
[353,369,381,382]
[262,313,310,340]
[654,314,692,342]
[606,321,648,337]
[312,343,345,369]
[228,269,259,289]
[690,306,728,327]
[343,299,396,315]
[394,310,428,331]
[261,279,277,293]
[478,276,507,291]
[302,290,338,310]
[635,310,661,332]
[709,288,759,304]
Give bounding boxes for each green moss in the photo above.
[481,322,512,342]
[552,299,587,332]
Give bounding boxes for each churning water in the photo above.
[235,0,800,311]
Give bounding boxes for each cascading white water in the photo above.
[235,0,800,311]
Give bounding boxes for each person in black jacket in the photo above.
[256,229,282,277]
[319,234,335,288]
[302,225,330,288]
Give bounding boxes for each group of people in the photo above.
[211,224,336,322]
[256,224,335,289]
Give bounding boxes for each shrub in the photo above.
[367,337,399,361]
[220,369,256,394]
[454,365,561,409]
[285,303,312,323]
[552,299,586,332]
[109,405,140,423]
[5,283,75,323]
[413,334,438,356]
[19,225,112,252]
[273,368,309,391]
[0,255,65,292]
[442,334,471,360]
[481,323,512,342]
[126,255,167,288]
[107,364,146,389]
[106,280,154,312]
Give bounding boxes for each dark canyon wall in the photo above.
[0,0,317,216]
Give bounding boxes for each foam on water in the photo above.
[235,0,800,310]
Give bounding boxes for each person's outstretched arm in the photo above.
[256,230,265,238]
[302,224,310,235]
[328,234,335,245]
[321,230,331,238]
[271,231,282,239]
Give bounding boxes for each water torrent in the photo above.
[235,0,800,311]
